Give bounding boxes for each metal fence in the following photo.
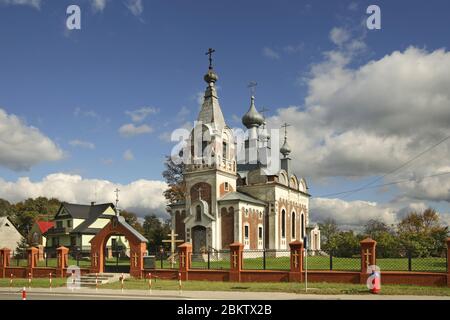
[376,250,447,273]
[304,250,360,271]
[242,250,291,270]
[147,250,179,269]
[190,250,230,270]
[9,252,28,267]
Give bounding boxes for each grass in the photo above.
[0,278,68,288]
[101,278,450,296]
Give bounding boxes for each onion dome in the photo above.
[242,96,265,129]
[204,68,219,84]
[280,137,292,157]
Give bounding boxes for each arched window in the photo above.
[301,213,304,239]
[281,209,286,238]
[195,205,202,222]
[222,141,228,160]
[291,212,296,239]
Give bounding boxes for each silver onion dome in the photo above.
[242,96,265,129]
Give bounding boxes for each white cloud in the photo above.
[262,47,280,60]
[73,107,99,119]
[329,27,351,46]
[123,149,134,161]
[91,0,108,12]
[0,0,41,9]
[0,173,168,217]
[118,123,153,137]
[125,0,143,16]
[125,107,158,123]
[69,139,95,150]
[0,108,64,171]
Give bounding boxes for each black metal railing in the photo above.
[304,250,360,271]
[242,249,291,270]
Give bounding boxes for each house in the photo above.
[168,60,320,253]
[0,217,24,253]
[44,202,129,257]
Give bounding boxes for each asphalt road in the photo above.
[1,287,450,300]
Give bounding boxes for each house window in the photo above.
[281,210,286,238]
[195,205,202,222]
[56,221,63,229]
[70,236,76,247]
[224,182,229,191]
[67,220,72,228]
[258,226,263,240]
[291,212,296,239]
[244,225,249,239]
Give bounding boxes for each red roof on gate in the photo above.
[37,221,54,233]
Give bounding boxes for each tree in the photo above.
[318,218,339,253]
[143,214,171,251]
[162,155,186,204]
[397,208,448,257]
[363,219,400,258]
[332,231,360,257]
[0,198,15,217]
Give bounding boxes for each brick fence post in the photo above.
[178,242,192,281]
[289,241,304,282]
[27,247,38,277]
[0,248,11,278]
[447,238,450,287]
[360,238,377,284]
[56,246,69,278]
[229,242,243,282]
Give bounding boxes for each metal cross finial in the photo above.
[114,188,120,214]
[248,81,258,97]
[206,48,216,69]
[281,123,291,138]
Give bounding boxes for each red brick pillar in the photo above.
[0,248,11,278]
[56,246,69,278]
[289,241,304,282]
[27,247,38,277]
[446,238,450,287]
[360,238,377,284]
[130,242,146,278]
[229,242,243,282]
[178,242,192,281]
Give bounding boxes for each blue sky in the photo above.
[1,0,450,226]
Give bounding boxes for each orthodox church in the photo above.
[168,52,320,253]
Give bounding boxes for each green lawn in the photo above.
[101,278,450,296]
[0,278,68,288]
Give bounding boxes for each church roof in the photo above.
[197,68,226,128]
[219,192,266,206]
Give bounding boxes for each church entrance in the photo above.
[192,226,207,253]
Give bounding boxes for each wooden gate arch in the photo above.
[90,216,147,278]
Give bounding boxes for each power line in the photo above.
[320,132,450,199]
[317,171,450,198]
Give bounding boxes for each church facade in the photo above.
[168,57,320,253]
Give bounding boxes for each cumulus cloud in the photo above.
[125,107,158,123]
[0,108,64,171]
[262,47,280,60]
[123,149,134,161]
[125,0,143,16]
[0,0,41,9]
[119,123,153,137]
[0,173,168,217]
[69,139,95,150]
[329,27,351,46]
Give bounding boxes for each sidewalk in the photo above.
[1,287,449,300]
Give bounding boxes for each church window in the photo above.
[258,226,263,240]
[224,182,229,191]
[301,213,304,239]
[291,212,296,239]
[245,209,249,217]
[244,225,249,239]
[259,211,263,220]
[281,210,286,238]
[222,142,228,159]
[195,205,202,222]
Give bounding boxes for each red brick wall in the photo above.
[241,207,264,249]
[175,210,186,241]
[241,270,289,282]
[278,200,308,244]
[190,182,212,207]
[219,182,234,197]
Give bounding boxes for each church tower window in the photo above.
[291,212,296,239]
[244,225,249,239]
[281,209,286,238]
[195,205,202,222]
[222,141,228,160]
